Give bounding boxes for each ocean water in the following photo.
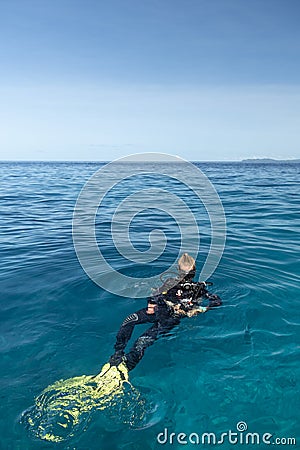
[0,161,299,449]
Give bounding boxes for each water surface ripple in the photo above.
[0,161,299,448]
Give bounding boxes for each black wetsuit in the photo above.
[110,274,222,371]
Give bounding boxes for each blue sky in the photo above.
[0,0,299,161]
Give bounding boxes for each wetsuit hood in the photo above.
[178,268,196,282]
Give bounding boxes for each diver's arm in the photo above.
[186,293,222,316]
[205,292,222,308]
[146,293,163,314]
[147,277,179,314]
[146,301,156,314]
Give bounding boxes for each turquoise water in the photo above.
[0,161,299,449]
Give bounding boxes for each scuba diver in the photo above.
[23,255,221,442]
[109,253,222,372]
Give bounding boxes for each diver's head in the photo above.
[178,253,196,279]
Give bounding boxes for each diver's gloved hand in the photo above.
[187,306,208,317]
[109,350,125,366]
[207,293,222,307]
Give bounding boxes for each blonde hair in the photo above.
[178,253,195,271]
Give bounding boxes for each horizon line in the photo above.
[0,158,299,163]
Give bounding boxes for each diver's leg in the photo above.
[125,316,180,371]
[125,323,160,370]
[109,308,153,365]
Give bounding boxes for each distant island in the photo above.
[242,158,300,164]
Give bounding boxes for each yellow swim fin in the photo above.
[93,361,129,398]
[22,361,131,443]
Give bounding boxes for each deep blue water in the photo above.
[0,161,299,449]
